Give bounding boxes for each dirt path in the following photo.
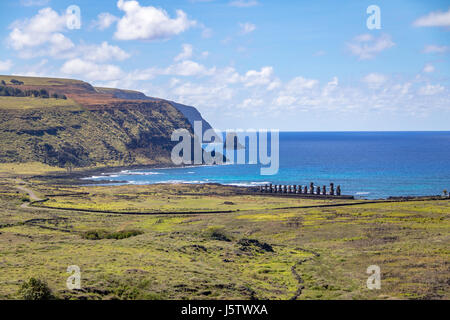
[289,248,321,300]
[16,185,43,201]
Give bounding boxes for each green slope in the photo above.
[0,76,196,169]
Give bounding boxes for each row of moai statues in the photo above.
[259,183,341,196]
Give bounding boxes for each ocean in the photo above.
[84,132,450,199]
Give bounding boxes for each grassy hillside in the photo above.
[0,180,448,300]
[0,75,86,86]
[0,75,196,170]
[0,96,78,110]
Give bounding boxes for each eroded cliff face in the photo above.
[96,87,214,134]
[0,76,198,168]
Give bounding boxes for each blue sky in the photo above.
[0,0,449,131]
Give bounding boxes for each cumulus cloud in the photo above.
[362,73,387,89]
[241,66,274,87]
[0,60,13,72]
[414,8,450,27]
[7,6,131,64]
[60,58,123,81]
[164,60,215,77]
[285,76,318,92]
[8,7,74,58]
[174,44,193,61]
[92,12,119,30]
[239,22,256,35]
[114,0,196,41]
[238,98,264,109]
[347,34,395,60]
[418,84,444,95]
[79,41,130,62]
[122,60,448,126]
[229,0,259,7]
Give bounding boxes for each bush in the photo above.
[82,229,143,240]
[18,278,54,300]
[10,79,24,85]
[204,226,231,242]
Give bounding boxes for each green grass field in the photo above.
[0,75,85,86]
[0,179,448,300]
[0,96,79,110]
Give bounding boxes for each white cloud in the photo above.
[164,60,215,77]
[285,76,318,92]
[274,95,297,107]
[418,84,444,95]
[241,66,274,87]
[347,34,395,60]
[174,44,193,61]
[0,60,13,72]
[362,73,387,89]
[92,12,119,30]
[61,58,123,81]
[322,76,338,96]
[239,22,256,35]
[239,98,264,109]
[79,42,130,62]
[7,7,131,64]
[7,7,75,58]
[423,63,435,73]
[414,8,450,27]
[114,0,196,41]
[229,0,259,7]
[423,44,449,54]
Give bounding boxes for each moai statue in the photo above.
[269,183,273,193]
[290,185,294,193]
[322,185,326,195]
[259,186,263,193]
[304,185,308,194]
[283,185,287,194]
[310,182,314,194]
[330,183,335,195]
[336,185,341,196]
[297,185,301,194]
[316,186,321,195]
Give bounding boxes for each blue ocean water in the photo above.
[85,132,450,199]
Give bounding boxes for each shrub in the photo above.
[10,79,24,85]
[18,278,54,300]
[82,229,143,240]
[204,226,231,242]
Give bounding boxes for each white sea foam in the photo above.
[225,181,269,187]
